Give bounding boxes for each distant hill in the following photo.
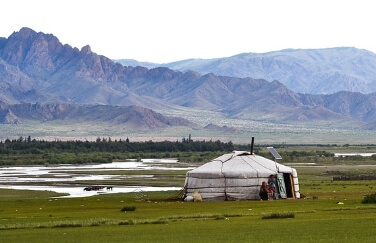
[2,28,376,131]
[0,102,197,130]
[146,48,376,95]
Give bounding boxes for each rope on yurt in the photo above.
[220,160,228,200]
[219,156,229,200]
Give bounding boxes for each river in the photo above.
[0,159,194,198]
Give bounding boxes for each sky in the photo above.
[1,0,376,63]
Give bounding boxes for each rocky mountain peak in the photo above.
[0,27,36,65]
[81,45,92,55]
[0,27,63,74]
[12,27,37,40]
[0,28,125,82]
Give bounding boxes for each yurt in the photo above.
[184,150,300,201]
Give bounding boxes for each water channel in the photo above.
[0,159,195,198]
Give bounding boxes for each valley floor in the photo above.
[1,119,375,144]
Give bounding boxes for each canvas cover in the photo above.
[184,151,300,201]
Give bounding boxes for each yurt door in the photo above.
[277,173,287,199]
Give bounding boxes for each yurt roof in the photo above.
[187,151,295,178]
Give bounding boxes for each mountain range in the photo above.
[1,27,376,132]
[116,47,376,95]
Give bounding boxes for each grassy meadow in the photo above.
[1,163,376,242]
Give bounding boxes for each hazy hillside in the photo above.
[0,102,197,130]
[2,28,376,131]
[135,48,376,95]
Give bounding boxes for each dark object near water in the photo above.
[83,186,105,191]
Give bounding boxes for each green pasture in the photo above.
[1,165,376,243]
[1,144,376,242]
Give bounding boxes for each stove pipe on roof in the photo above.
[250,137,254,154]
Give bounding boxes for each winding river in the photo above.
[0,159,194,198]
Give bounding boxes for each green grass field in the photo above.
[1,164,376,243]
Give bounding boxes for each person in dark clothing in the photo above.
[259,181,269,200]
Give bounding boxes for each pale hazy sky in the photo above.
[1,0,375,63]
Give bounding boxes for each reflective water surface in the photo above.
[0,159,193,198]
[334,153,376,157]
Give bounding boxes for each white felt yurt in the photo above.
[184,151,300,201]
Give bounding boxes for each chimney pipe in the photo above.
[250,137,254,154]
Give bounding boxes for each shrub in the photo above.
[262,212,295,220]
[215,215,226,220]
[362,193,376,204]
[120,205,136,212]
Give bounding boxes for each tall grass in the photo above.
[362,193,376,204]
[120,205,136,212]
[261,212,295,219]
